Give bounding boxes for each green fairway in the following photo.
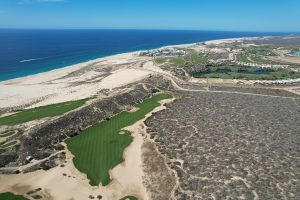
[0,98,90,126]
[120,196,138,200]
[0,130,17,138]
[0,192,28,200]
[0,140,18,149]
[66,93,172,186]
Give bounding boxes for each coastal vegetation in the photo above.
[66,93,172,186]
[0,130,17,138]
[0,140,18,149]
[146,89,300,199]
[192,65,300,80]
[0,192,28,200]
[0,98,90,126]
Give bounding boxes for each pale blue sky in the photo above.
[0,0,299,32]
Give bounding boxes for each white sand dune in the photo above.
[0,52,152,110]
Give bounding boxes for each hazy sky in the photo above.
[0,0,299,32]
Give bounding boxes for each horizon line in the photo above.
[0,28,300,34]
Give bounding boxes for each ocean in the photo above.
[0,29,291,81]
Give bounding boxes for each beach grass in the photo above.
[0,192,28,200]
[0,98,90,126]
[66,93,172,186]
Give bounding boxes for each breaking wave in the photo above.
[19,57,46,63]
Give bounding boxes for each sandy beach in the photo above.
[0,52,152,110]
[0,36,258,112]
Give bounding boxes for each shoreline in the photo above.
[0,36,290,110]
[0,36,256,84]
[1,35,299,200]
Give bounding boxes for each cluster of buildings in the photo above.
[139,48,186,57]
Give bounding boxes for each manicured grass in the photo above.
[66,93,172,186]
[0,140,18,149]
[0,98,90,126]
[120,196,138,200]
[0,192,28,200]
[192,65,300,80]
[0,130,17,138]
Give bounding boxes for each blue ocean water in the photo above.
[0,29,292,81]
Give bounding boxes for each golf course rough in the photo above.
[66,93,172,186]
[0,98,90,126]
